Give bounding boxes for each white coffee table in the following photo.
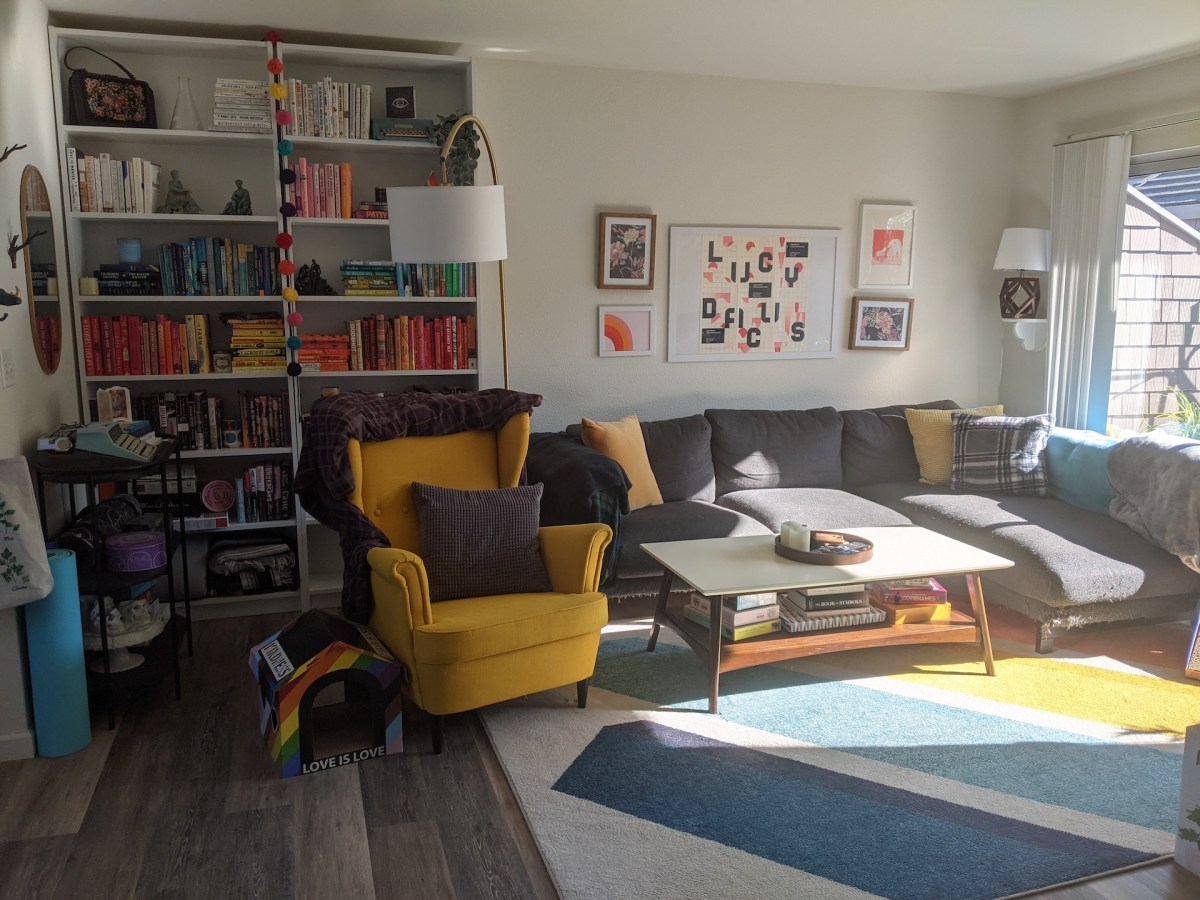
[641,526,1014,713]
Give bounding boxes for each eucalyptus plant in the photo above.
[429,112,481,185]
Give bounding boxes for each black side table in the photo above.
[34,438,191,729]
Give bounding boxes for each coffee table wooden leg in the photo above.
[708,595,722,713]
[646,570,675,652]
[966,573,996,676]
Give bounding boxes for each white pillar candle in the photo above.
[781,521,810,551]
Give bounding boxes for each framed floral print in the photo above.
[598,212,656,289]
[849,296,913,350]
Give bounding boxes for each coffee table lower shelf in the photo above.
[663,602,983,673]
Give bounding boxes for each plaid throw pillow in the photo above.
[950,414,1053,495]
[411,482,552,602]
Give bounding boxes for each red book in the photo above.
[127,314,143,375]
[156,315,169,375]
[81,316,96,376]
[115,316,129,376]
[99,317,115,375]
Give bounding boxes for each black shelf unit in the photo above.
[34,438,192,728]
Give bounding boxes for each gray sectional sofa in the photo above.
[529,401,1200,652]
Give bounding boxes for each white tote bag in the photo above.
[0,456,54,608]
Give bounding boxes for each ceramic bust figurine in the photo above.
[156,170,202,214]
[222,179,252,215]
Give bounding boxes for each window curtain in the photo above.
[1044,134,1132,432]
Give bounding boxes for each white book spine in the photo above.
[65,146,80,211]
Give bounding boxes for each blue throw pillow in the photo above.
[1044,428,1119,514]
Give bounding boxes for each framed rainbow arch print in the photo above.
[599,304,655,357]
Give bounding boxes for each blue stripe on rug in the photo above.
[593,638,1180,832]
[553,720,1157,900]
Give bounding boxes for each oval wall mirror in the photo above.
[20,165,61,374]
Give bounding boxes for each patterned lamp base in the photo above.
[1000,275,1041,319]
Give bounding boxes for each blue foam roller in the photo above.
[24,548,91,756]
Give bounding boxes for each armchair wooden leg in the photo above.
[577,678,589,709]
[431,714,444,754]
[1035,623,1055,654]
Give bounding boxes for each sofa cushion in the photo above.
[716,488,911,533]
[1044,428,1119,514]
[905,404,1004,484]
[581,414,663,511]
[841,400,960,488]
[857,481,1200,606]
[705,407,843,496]
[616,500,772,578]
[412,482,553,602]
[950,413,1053,496]
[641,414,716,503]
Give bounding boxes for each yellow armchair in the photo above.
[347,413,611,751]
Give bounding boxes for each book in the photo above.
[779,594,872,621]
[870,600,954,625]
[682,607,781,642]
[794,582,867,597]
[778,606,886,633]
[711,591,778,612]
[869,577,948,606]
[779,589,870,612]
[688,594,780,628]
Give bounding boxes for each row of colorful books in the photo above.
[232,462,293,523]
[80,312,212,377]
[278,77,373,140]
[289,158,352,218]
[223,312,286,371]
[211,78,271,134]
[683,576,952,641]
[64,148,160,213]
[159,238,282,297]
[340,260,397,295]
[297,313,477,372]
[126,390,290,451]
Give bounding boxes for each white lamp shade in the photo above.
[386,185,507,263]
[993,227,1050,272]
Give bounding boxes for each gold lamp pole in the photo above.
[434,115,510,390]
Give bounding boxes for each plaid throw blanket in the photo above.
[295,389,543,622]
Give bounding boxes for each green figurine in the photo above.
[222,179,252,216]
[156,169,202,214]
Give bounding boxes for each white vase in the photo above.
[170,75,203,131]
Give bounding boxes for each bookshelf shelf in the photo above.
[51,25,477,622]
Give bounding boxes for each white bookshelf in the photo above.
[49,26,478,619]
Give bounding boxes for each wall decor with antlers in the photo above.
[8,230,46,269]
[0,144,27,165]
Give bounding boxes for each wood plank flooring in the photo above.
[0,612,1196,899]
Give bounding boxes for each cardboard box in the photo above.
[1177,724,1200,876]
[248,610,405,778]
[870,600,953,625]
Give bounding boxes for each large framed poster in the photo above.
[667,226,840,361]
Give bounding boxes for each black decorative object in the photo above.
[8,231,46,269]
[295,259,335,295]
[0,144,27,164]
[0,285,22,321]
[429,112,479,185]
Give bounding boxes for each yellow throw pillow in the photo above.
[581,414,664,511]
[905,405,1004,484]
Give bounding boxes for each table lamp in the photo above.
[993,227,1050,319]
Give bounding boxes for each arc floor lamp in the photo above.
[387,115,511,388]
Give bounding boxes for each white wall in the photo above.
[473,59,1019,432]
[0,0,81,760]
[998,53,1200,415]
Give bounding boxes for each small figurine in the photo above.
[156,169,202,214]
[295,259,336,295]
[221,179,253,215]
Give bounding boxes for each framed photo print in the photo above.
[598,212,656,289]
[667,226,840,361]
[857,203,915,289]
[848,296,913,350]
[599,305,654,357]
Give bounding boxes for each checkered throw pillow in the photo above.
[950,414,1053,495]
[411,482,552,602]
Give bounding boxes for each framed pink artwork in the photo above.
[857,203,915,289]
[599,305,654,356]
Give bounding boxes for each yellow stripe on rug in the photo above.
[787,643,1199,740]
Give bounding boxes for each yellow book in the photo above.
[870,601,954,625]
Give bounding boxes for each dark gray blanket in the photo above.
[1108,430,1200,574]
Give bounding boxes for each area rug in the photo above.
[480,618,1192,900]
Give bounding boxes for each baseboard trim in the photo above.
[0,728,35,761]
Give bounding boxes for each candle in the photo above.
[781,521,811,551]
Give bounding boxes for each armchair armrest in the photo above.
[539,523,613,594]
[366,547,434,658]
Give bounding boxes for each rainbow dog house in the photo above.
[249,609,404,778]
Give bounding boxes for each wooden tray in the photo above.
[774,530,874,565]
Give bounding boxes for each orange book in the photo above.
[339,163,352,218]
[870,601,953,625]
